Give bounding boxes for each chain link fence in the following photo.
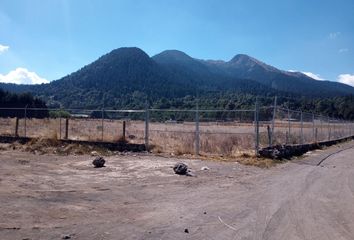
[1,101,353,157]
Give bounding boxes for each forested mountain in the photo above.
[0,47,281,108]
[0,47,354,119]
[154,50,354,97]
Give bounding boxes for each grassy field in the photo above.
[0,117,352,157]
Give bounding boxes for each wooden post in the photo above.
[59,117,62,139]
[195,102,200,156]
[254,98,259,155]
[300,111,304,144]
[320,117,323,141]
[15,117,19,137]
[24,107,27,137]
[312,113,315,142]
[270,96,277,147]
[122,120,126,140]
[101,109,104,142]
[287,108,291,142]
[328,116,331,141]
[64,118,69,139]
[145,104,150,151]
[286,131,289,145]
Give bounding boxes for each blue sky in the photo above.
[0,0,354,86]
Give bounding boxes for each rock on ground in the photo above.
[173,162,188,175]
[92,157,105,168]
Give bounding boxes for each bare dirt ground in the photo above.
[1,141,354,240]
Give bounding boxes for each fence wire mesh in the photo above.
[0,103,353,157]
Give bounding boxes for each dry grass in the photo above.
[0,117,351,157]
[237,157,283,168]
[7,137,114,156]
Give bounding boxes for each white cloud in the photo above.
[329,32,341,39]
[337,74,354,87]
[287,70,324,80]
[338,48,349,53]
[0,68,49,85]
[0,44,9,54]
[301,71,324,80]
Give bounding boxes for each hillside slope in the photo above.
[1,47,354,109]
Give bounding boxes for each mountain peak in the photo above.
[230,54,264,65]
[230,53,252,61]
[152,50,194,63]
[105,47,150,59]
[229,54,280,72]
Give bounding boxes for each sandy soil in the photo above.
[1,141,354,240]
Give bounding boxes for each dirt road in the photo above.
[1,141,354,240]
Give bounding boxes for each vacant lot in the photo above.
[1,141,354,239]
[1,117,351,156]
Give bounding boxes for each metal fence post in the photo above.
[270,96,277,147]
[195,103,200,156]
[254,99,259,156]
[144,105,149,151]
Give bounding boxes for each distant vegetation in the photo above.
[48,109,71,118]
[149,93,354,120]
[0,87,353,120]
[0,89,48,118]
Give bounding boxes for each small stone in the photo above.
[62,235,71,239]
[184,228,189,233]
[90,151,99,156]
[201,166,210,171]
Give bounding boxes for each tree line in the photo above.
[0,89,48,118]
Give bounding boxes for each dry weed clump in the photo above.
[200,133,254,157]
[237,157,281,168]
[7,138,113,156]
[195,153,282,168]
